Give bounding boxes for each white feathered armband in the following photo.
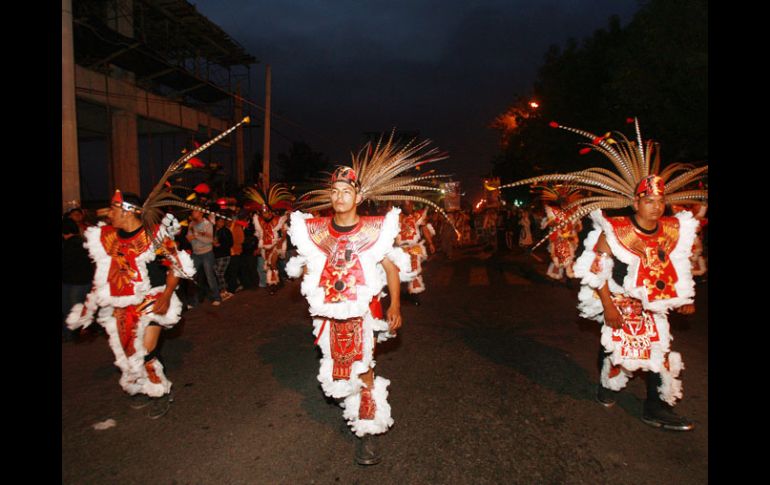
[574,249,614,290]
[285,255,307,279]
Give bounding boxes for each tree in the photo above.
[491,0,707,183]
[275,141,331,184]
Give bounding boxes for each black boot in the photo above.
[146,392,173,420]
[128,393,152,410]
[641,400,694,431]
[641,373,693,431]
[596,385,618,408]
[355,434,382,466]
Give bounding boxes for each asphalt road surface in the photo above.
[62,246,708,484]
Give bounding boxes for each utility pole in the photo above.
[262,65,271,190]
[234,80,245,186]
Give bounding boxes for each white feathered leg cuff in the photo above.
[600,355,631,391]
[342,376,394,437]
[657,352,684,406]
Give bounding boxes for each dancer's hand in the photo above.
[603,304,624,329]
[677,303,695,315]
[152,294,172,315]
[387,305,402,333]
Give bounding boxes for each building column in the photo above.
[111,110,140,194]
[62,0,80,209]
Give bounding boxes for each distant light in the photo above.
[530,102,539,109]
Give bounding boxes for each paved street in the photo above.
[62,247,708,484]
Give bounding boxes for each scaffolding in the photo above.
[73,0,256,115]
[64,0,259,205]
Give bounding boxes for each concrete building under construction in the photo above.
[62,0,258,209]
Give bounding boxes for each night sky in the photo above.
[190,0,642,201]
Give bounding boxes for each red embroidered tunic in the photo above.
[257,216,282,248]
[100,226,154,297]
[305,216,384,303]
[605,216,681,301]
[396,209,426,245]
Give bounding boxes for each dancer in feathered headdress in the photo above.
[244,182,296,294]
[394,198,437,305]
[531,184,584,281]
[66,117,249,418]
[285,130,451,465]
[500,118,707,431]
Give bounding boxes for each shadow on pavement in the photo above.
[459,324,642,417]
[256,321,344,431]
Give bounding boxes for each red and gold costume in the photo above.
[65,119,249,402]
[291,132,451,444]
[287,208,414,437]
[500,119,706,427]
[573,210,698,404]
[66,218,194,397]
[252,212,288,285]
[395,207,429,294]
[541,205,582,280]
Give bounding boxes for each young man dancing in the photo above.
[287,133,450,464]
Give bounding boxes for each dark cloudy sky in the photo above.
[191,0,641,200]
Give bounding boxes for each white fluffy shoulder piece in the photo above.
[589,210,696,313]
[288,208,410,319]
[286,210,316,278]
[573,223,614,290]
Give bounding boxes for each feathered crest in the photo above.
[499,118,708,249]
[296,129,456,229]
[531,183,583,207]
[142,116,250,230]
[243,182,296,212]
[139,116,250,276]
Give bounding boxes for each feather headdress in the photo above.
[498,118,708,249]
[296,129,455,227]
[114,116,250,277]
[243,182,296,212]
